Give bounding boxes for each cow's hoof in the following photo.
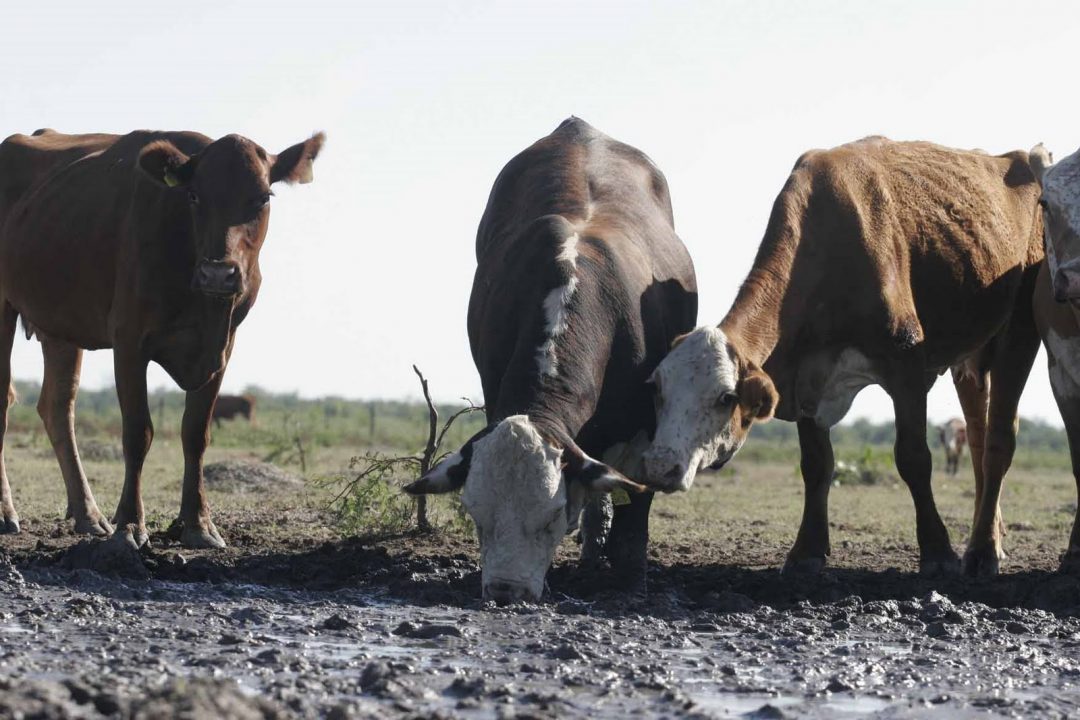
[179,519,226,549]
[110,523,149,551]
[781,555,826,576]
[961,546,999,578]
[1058,550,1080,574]
[0,513,19,534]
[73,511,113,537]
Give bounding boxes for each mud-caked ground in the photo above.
[3,454,1080,718]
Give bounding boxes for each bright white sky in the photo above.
[1,0,1076,425]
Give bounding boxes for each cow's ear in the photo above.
[403,451,469,495]
[560,438,647,494]
[741,365,777,421]
[1029,144,1054,187]
[403,423,493,495]
[138,141,197,188]
[270,132,325,185]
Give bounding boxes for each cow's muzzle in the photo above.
[193,259,242,298]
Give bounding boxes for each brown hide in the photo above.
[0,128,322,546]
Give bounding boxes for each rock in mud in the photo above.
[203,460,303,491]
[57,536,149,579]
[392,621,463,639]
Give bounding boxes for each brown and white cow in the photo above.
[644,137,1043,577]
[406,118,697,602]
[0,128,323,547]
[1030,143,1080,571]
[939,418,967,476]
[212,393,257,428]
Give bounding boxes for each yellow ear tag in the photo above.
[611,487,632,506]
[163,172,180,188]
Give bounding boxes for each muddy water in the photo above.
[3,545,1080,719]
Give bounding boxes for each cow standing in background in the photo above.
[406,117,697,602]
[939,418,967,476]
[0,127,323,548]
[213,394,257,428]
[644,137,1042,578]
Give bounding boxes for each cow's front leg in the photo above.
[784,418,834,574]
[175,369,226,548]
[111,351,152,549]
[605,490,653,595]
[891,378,959,575]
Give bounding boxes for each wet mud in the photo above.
[4,517,1080,719]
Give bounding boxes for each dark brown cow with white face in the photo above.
[0,128,323,547]
[406,118,697,602]
[646,137,1043,577]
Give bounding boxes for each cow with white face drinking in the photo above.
[406,118,697,603]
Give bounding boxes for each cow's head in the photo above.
[643,326,776,491]
[1030,144,1080,302]
[404,415,645,603]
[138,132,324,300]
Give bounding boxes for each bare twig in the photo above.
[412,365,438,531]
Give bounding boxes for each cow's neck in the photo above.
[719,242,799,368]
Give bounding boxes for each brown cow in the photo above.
[212,394,257,428]
[939,418,968,476]
[0,128,323,548]
[643,137,1042,577]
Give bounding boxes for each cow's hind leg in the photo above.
[783,418,834,574]
[174,370,226,548]
[0,305,18,533]
[953,368,1006,557]
[38,336,111,535]
[890,373,959,574]
[963,294,1040,577]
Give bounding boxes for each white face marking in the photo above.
[1045,328,1080,401]
[644,327,739,491]
[459,415,585,600]
[535,234,580,378]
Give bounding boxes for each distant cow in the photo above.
[213,394,256,427]
[0,127,323,547]
[939,418,968,476]
[644,137,1042,577]
[1029,143,1080,572]
[406,117,697,602]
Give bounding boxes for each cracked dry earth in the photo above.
[2,526,1080,720]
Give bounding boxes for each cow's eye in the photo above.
[1038,198,1047,209]
[717,392,737,409]
[254,192,271,209]
[187,191,200,205]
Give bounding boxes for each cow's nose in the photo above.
[194,260,241,297]
[484,580,533,605]
[663,463,685,482]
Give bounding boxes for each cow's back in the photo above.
[773,138,1041,368]
[0,131,118,222]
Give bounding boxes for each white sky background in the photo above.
[1,0,1077,425]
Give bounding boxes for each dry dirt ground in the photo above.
[2,436,1080,718]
